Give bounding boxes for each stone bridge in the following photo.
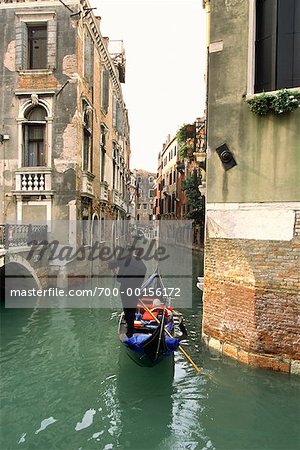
[0,224,50,300]
[0,223,125,304]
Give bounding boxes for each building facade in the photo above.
[128,171,137,221]
[160,135,178,219]
[154,120,206,247]
[0,0,131,249]
[202,0,300,373]
[134,169,155,222]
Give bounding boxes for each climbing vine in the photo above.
[182,174,204,223]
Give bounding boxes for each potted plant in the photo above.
[247,89,300,115]
[176,123,195,144]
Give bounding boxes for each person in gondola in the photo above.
[108,246,147,338]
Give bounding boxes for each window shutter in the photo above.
[47,19,57,70]
[277,0,300,89]
[116,101,124,134]
[255,0,277,92]
[84,32,94,85]
[102,70,109,112]
[294,0,300,87]
[22,125,29,166]
[112,96,117,128]
[15,21,27,70]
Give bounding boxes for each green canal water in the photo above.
[1,255,299,450]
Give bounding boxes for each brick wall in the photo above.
[203,213,300,366]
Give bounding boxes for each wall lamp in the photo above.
[0,134,9,144]
[216,143,237,171]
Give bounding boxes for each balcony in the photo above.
[112,189,121,207]
[119,197,128,213]
[162,186,170,196]
[100,181,109,202]
[111,189,128,212]
[82,171,95,197]
[14,168,52,195]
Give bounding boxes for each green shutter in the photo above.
[277,0,300,88]
[15,21,27,70]
[255,0,277,92]
[47,19,57,70]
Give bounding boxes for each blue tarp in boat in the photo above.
[124,334,180,357]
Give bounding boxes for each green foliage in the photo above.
[271,90,300,114]
[247,93,272,115]
[180,144,194,159]
[182,174,204,223]
[176,123,195,144]
[247,89,300,116]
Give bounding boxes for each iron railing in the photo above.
[0,224,47,249]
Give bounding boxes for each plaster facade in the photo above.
[0,0,131,248]
[202,0,300,372]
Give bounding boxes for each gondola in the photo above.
[118,270,187,367]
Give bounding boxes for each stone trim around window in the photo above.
[15,11,57,71]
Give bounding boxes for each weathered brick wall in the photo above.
[203,217,300,362]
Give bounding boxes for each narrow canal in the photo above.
[1,253,299,450]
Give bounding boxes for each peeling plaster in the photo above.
[4,41,16,72]
[0,160,18,185]
[54,113,78,173]
[224,0,244,10]
[63,54,78,77]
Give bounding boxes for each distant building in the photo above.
[154,120,206,247]
[128,171,137,221]
[153,152,162,219]
[160,135,178,219]
[134,169,155,221]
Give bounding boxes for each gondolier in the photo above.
[109,246,147,338]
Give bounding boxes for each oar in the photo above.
[154,308,165,361]
[139,299,210,378]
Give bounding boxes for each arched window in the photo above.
[83,105,93,172]
[112,143,117,189]
[23,106,46,167]
[100,124,106,182]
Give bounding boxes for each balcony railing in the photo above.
[119,197,127,212]
[2,1,50,3]
[15,168,52,193]
[112,189,121,207]
[0,224,47,249]
[82,171,95,196]
[100,181,109,202]
[111,189,128,212]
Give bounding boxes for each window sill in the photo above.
[101,108,109,116]
[18,69,54,76]
[82,170,95,180]
[16,167,52,173]
[246,87,300,101]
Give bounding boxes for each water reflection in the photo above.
[0,250,299,450]
[116,349,174,449]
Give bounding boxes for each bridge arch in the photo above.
[0,255,42,304]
